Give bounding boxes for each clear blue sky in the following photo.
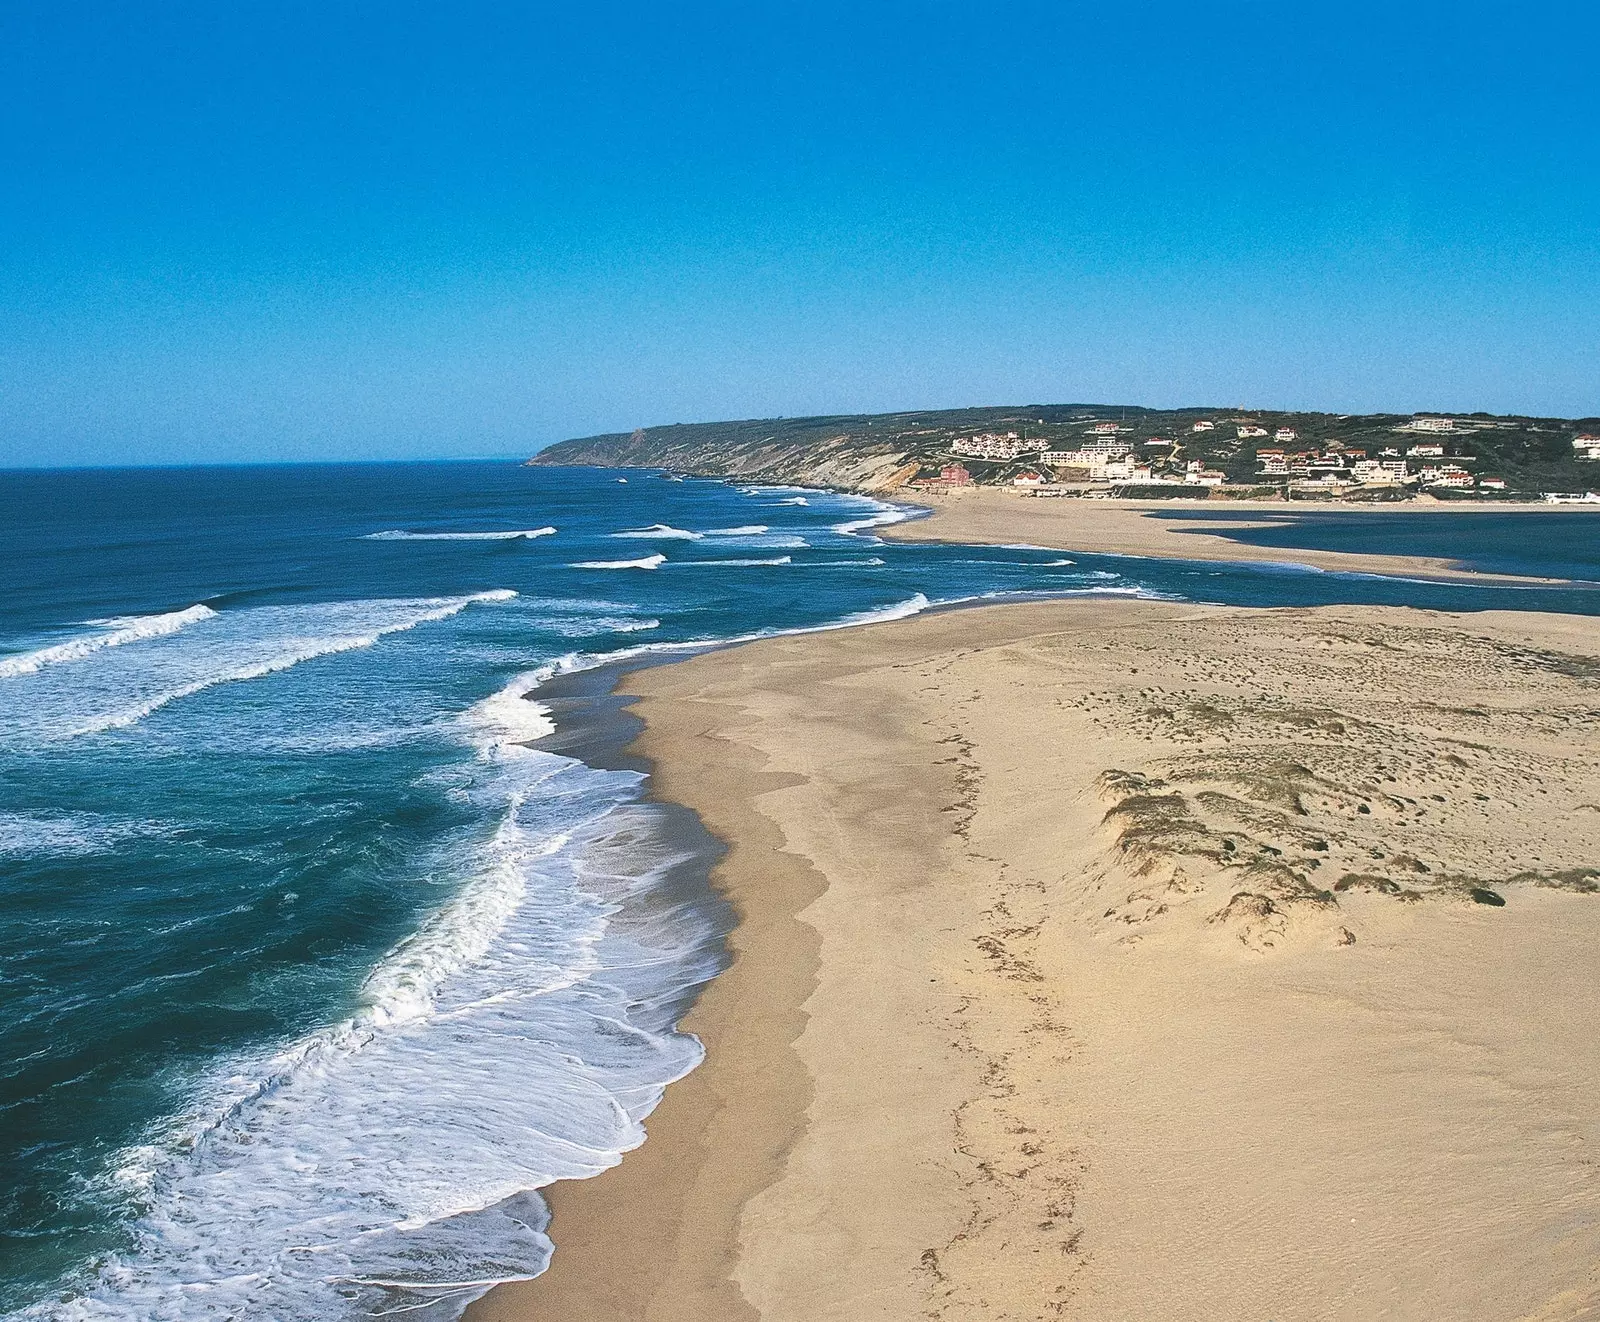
[2,2,1596,466]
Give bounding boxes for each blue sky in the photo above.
[1,1,1596,466]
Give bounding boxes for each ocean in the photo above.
[2,461,1596,1320]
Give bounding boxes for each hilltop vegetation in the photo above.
[531,404,1600,497]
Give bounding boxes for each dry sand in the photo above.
[884,485,1590,583]
[471,599,1600,1322]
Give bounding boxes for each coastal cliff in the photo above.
[527,411,944,492]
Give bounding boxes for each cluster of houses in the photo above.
[1253,439,1502,491]
[950,432,1037,461]
[920,417,1598,500]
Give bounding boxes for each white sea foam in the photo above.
[0,812,173,859]
[702,524,768,536]
[1007,584,1155,598]
[826,591,931,628]
[609,524,701,540]
[0,592,518,745]
[0,605,217,680]
[17,663,726,1321]
[364,528,556,541]
[832,506,916,536]
[568,554,666,570]
[1045,558,1076,566]
[542,616,662,637]
[713,533,809,549]
[80,592,516,739]
[681,556,793,567]
[670,592,933,648]
[464,665,563,749]
[766,496,808,506]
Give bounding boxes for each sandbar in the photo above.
[883,486,1593,583]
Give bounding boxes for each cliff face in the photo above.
[528,415,923,491]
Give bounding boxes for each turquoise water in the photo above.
[1,462,1595,1319]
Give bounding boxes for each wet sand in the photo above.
[883,486,1590,583]
[472,599,1600,1322]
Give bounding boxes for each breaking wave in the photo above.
[681,556,792,567]
[0,605,217,680]
[568,555,666,571]
[0,593,518,745]
[364,528,557,541]
[609,525,700,540]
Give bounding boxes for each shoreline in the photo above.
[472,595,1600,1321]
[881,486,1592,584]
[467,647,824,1322]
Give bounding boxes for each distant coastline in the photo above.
[531,401,1600,503]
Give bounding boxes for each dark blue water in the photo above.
[1,462,1595,1320]
[1154,507,1600,583]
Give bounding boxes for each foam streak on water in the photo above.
[364,528,557,541]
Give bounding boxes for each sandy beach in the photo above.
[471,598,1600,1322]
[883,486,1592,583]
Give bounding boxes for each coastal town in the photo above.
[537,403,1600,503]
[919,416,1600,503]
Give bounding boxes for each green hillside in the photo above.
[531,404,1600,497]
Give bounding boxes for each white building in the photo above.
[1180,459,1225,486]
[1042,447,1131,472]
[1191,420,1215,432]
[952,432,1035,461]
[1573,435,1600,460]
[1407,442,1446,458]
[1274,427,1298,443]
[1410,417,1455,432]
[1421,465,1474,489]
[1237,425,1268,439]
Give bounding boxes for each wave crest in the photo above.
[364,528,556,541]
[568,555,666,571]
[609,525,700,541]
[0,605,217,680]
